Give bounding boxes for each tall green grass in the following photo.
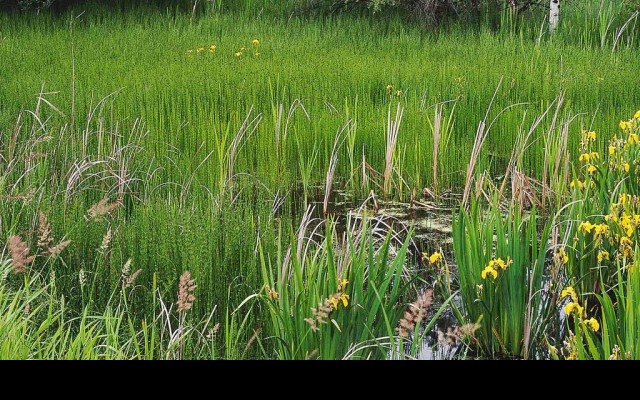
[560,259,640,361]
[453,202,555,359]
[2,0,640,360]
[259,219,413,360]
[2,3,640,199]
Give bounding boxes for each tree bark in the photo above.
[549,0,560,32]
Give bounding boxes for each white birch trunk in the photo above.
[550,0,560,32]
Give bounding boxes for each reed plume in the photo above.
[37,212,72,257]
[48,240,72,258]
[121,259,142,288]
[177,271,197,313]
[8,235,35,274]
[38,212,53,249]
[305,301,333,333]
[99,229,112,254]
[125,269,142,289]
[86,198,120,221]
[397,289,433,338]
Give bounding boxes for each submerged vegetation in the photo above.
[1,0,640,360]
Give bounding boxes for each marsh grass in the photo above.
[259,215,418,360]
[2,0,640,360]
[2,3,640,198]
[577,261,640,361]
[453,200,555,359]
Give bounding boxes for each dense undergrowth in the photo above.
[1,0,640,359]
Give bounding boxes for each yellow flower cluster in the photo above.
[423,251,444,266]
[329,279,351,309]
[328,293,350,309]
[555,248,569,266]
[619,213,640,238]
[619,111,640,131]
[608,112,640,174]
[619,236,635,261]
[481,257,512,280]
[600,194,639,261]
[562,286,578,302]
[570,179,594,190]
[386,85,403,98]
[187,39,261,59]
[561,287,600,332]
[481,266,498,280]
[186,44,218,58]
[564,301,584,317]
[571,128,604,191]
[582,156,599,176]
[582,130,597,144]
[489,258,510,270]
[597,250,610,262]
[577,127,602,179]
[235,40,261,58]
[578,221,609,237]
[577,221,594,234]
[606,194,637,222]
[579,152,600,163]
[584,318,600,332]
[577,219,612,252]
[570,179,584,190]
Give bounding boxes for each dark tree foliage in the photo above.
[0,0,53,11]
[0,0,195,12]
[300,0,550,25]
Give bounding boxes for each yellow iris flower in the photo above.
[564,302,584,317]
[329,298,339,309]
[429,252,444,265]
[556,248,569,265]
[562,287,578,302]
[481,266,498,280]
[585,318,600,332]
[578,221,596,235]
[571,180,585,190]
[598,251,610,262]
